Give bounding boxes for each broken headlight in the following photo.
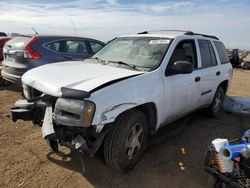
[54,98,95,127]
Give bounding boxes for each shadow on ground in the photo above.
[0,83,22,92]
[46,110,250,188]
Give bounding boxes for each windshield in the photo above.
[93,37,170,71]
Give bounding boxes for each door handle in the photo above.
[216,71,221,76]
[195,76,201,82]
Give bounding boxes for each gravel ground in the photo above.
[0,68,250,188]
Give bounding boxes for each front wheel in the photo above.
[103,109,148,172]
[207,87,225,117]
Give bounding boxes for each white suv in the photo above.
[11,30,232,172]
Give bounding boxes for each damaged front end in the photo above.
[10,86,111,157]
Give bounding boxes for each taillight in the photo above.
[24,37,41,59]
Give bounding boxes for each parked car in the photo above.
[0,32,7,37]
[0,36,12,85]
[1,35,105,84]
[11,31,232,172]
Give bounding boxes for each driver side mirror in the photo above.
[167,61,193,75]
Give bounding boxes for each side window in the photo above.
[45,42,61,52]
[90,42,103,54]
[214,41,229,64]
[65,40,88,54]
[168,40,197,68]
[198,39,217,68]
[208,41,217,66]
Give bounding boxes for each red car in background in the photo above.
[0,36,12,85]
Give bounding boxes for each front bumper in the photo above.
[10,99,111,156]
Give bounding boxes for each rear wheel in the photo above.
[207,87,225,117]
[103,109,148,172]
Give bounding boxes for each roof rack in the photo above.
[137,30,219,40]
[137,30,192,35]
[185,32,219,40]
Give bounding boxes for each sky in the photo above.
[0,0,250,49]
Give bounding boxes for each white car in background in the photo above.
[11,30,232,172]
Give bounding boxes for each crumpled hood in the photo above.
[22,60,144,97]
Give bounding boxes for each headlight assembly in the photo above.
[54,98,95,127]
[82,101,96,127]
[22,84,30,99]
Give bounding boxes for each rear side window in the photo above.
[198,39,217,68]
[46,42,61,52]
[90,42,103,54]
[214,41,229,64]
[65,40,88,54]
[208,41,217,66]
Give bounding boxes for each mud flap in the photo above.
[42,104,55,139]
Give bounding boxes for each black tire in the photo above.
[103,109,148,172]
[214,180,223,188]
[0,78,9,86]
[207,87,225,117]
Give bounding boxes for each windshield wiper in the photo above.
[108,60,140,71]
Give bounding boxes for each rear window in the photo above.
[214,41,229,64]
[5,37,31,50]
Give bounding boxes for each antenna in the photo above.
[31,27,38,34]
[69,18,78,36]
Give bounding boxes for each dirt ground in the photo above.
[0,69,250,188]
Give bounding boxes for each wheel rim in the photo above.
[213,92,222,113]
[125,123,143,160]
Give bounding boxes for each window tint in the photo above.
[214,41,229,64]
[65,40,88,54]
[168,40,197,68]
[208,41,217,66]
[46,42,60,52]
[198,39,217,68]
[90,42,103,54]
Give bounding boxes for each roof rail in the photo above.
[185,32,219,40]
[137,30,192,35]
[137,30,219,40]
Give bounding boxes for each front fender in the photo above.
[89,69,165,131]
[98,102,137,124]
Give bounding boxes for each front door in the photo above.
[163,39,202,122]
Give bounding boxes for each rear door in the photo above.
[43,40,66,63]
[213,41,232,86]
[63,40,91,60]
[198,39,220,106]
